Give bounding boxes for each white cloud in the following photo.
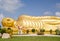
[0,14,4,21]
[0,0,24,12]
[56,3,60,8]
[55,12,60,16]
[0,13,4,26]
[43,11,53,16]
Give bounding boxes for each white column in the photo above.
[18,26,23,35]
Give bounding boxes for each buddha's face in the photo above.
[2,18,14,27]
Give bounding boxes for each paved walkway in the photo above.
[13,34,60,37]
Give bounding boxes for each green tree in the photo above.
[0,28,1,33]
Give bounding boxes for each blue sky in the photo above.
[0,0,60,20]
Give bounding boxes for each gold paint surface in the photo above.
[17,15,60,31]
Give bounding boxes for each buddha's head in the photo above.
[2,18,15,27]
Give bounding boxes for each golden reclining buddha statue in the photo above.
[17,15,60,31]
[1,15,60,34]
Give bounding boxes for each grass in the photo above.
[0,36,60,41]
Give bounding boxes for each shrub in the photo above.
[50,29,52,34]
[31,29,35,33]
[0,28,13,35]
[37,32,44,35]
[26,30,29,34]
[0,28,6,34]
[6,28,13,37]
[6,28,13,35]
[39,29,45,35]
[40,29,45,32]
[55,29,60,35]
